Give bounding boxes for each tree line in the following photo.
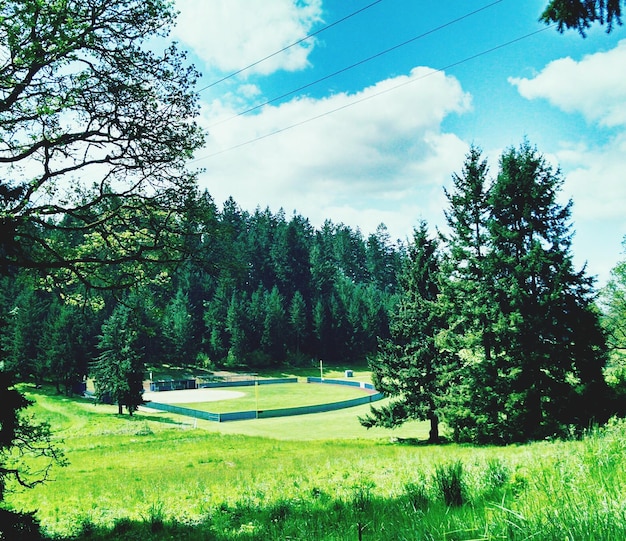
[3,141,624,446]
[0,194,404,405]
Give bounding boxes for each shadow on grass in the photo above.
[47,494,397,541]
[391,436,452,446]
[44,481,517,541]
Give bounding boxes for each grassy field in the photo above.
[159,381,376,413]
[5,381,626,540]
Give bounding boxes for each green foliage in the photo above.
[0,0,204,288]
[0,373,65,510]
[403,477,430,511]
[161,288,194,364]
[362,221,447,442]
[541,0,623,35]
[440,142,611,444]
[3,287,47,383]
[434,460,466,507]
[0,0,202,532]
[195,205,400,367]
[600,238,626,406]
[93,302,145,415]
[39,300,92,395]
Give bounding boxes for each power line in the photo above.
[192,24,555,164]
[197,0,386,92]
[208,0,504,129]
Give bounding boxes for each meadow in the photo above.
[6,377,626,541]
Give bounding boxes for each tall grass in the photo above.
[6,388,626,540]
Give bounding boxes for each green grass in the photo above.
[5,385,626,540]
[169,382,376,413]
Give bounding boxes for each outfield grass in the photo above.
[6,385,626,540]
[165,382,376,413]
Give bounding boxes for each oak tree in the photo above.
[0,0,204,525]
[0,0,204,288]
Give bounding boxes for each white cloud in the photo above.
[557,134,626,221]
[506,39,626,284]
[173,0,323,75]
[509,39,626,127]
[194,67,471,240]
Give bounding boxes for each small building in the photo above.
[149,378,197,392]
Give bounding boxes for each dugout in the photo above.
[149,378,197,392]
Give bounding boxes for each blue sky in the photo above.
[171,0,626,286]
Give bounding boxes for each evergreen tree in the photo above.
[541,0,623,35]
[4,287,48,385]
[489,142,608,439]
[311,221,339,299]
[289,290,308,357]
[40,300,90,395]
[248,207,279,290]
[271,214,313,302]
[203,276,235,363]
[440,146,495,361]
[312,298,331,362]
[225,292,250,367]
[218,197,250,287]
[438,146,505,443]
[366,224,400,292]
[261,286,287,363]
[334,225,369,283]
[443,141,611,443]
[361,222,448,442]
[94,302,145,415]
[162,288,194,364]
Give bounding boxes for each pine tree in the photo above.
[40,300,90,395]
[443,141,611,443]
[289,291,308,356]
[162,288,194,364]
[366,224,400,292]
[5,287,48,385]
[486,141,609,440]
[361,221,448,442]
[438,146,504,443]
[94,302,145,415]
[261,286,287,363]
[440,145,494,360]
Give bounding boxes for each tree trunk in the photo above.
[428,412,440,443]
[117,402,123,415]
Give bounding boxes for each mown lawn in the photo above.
[6,385,626,540]
[169,381,376,413]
